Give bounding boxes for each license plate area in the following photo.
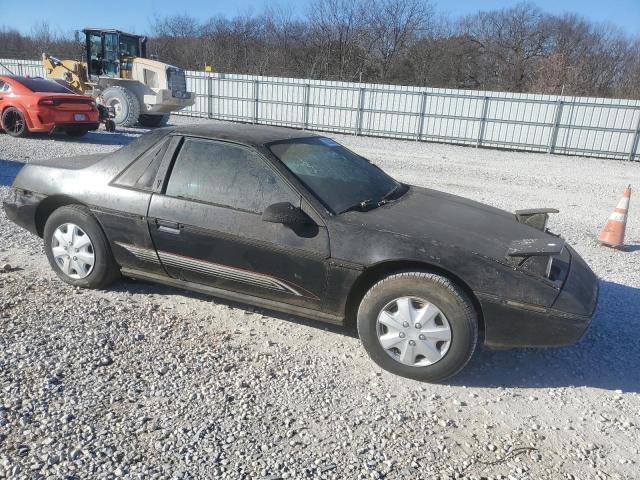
[74,114,86,121]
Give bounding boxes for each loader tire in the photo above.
[138,114,170,127]
[102,86,140,127]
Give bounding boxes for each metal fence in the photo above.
[2,58,640,161]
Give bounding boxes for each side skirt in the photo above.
[120,267,345,326]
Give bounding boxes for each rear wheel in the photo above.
[102,86,140,127]
[138,114,169,127]
[357,272,478,382]
[44,205,120,289]
[1,107,28,137]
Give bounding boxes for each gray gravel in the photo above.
[1,116,639,479]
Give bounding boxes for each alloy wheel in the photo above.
[3,110,25,135]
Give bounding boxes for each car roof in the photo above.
[0,75,76,93]
[172,122,321,147]
[1,75,53,83]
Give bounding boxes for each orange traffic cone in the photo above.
[599,185,631,248]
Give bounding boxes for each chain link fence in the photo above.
[2,58,639,161]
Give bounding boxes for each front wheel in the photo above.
[101,86,140,127]
[43,205,120,289]
[138,114,169,127]
[357,272,478,382]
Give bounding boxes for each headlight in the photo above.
[521,255,553,278]
[520,248,570,283]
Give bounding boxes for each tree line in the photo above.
[1,1,639,99]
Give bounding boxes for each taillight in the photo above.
[38,98,60,106]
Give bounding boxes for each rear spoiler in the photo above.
[507,238,565,257]
[515,208,559,231]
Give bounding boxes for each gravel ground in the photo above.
[1,117,639,479]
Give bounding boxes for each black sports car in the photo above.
[3,123,599,381]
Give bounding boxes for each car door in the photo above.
[147,136,330,311]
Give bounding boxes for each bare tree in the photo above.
[461,3,552,91]
[1,3,639,99]
[306,0,369,80]
[618,39,640,99]
[149,14,204,69]
[364,0,434,81]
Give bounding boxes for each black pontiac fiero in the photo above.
[3,123,598,381]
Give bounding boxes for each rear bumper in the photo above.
[26,108,100,133]
[481,247,599,348]
[2,189,43,236]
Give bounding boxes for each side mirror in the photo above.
[262,202,311,227]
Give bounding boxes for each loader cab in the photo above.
[84,28,147,80]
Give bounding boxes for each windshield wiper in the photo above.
[339,199,379,214]
[338,184,406,214]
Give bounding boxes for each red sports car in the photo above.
[0,75,100,138]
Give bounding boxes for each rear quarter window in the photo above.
[110,127,174,166]
[114,137,172,190]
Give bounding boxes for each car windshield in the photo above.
[268,137,402,214]
[10,76,73,94]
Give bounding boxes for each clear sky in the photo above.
[0,0,638,37]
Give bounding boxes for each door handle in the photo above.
[155,219,181,234]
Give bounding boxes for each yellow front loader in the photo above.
[41,54,90,94]
[42,28,195,127]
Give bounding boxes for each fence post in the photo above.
[253,79,260,124]
[207,76,213,119]
[416,92,428,141]
[303,84,311,130]
[477,96,490,147]
[629,110,640,161]
[548,99,564,154]
[356,87,366,135]
[17,62,24,76]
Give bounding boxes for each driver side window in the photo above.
[88,34,103,76]
[166,138,298,213]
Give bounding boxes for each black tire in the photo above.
[66,127,89,138]
[1,107,28,137]
[43,205,120,289]
[357,272,478,382]
[101,86,140,127]
[138,114,170,127]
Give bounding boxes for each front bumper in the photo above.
[142,90,196,114]
[481,246,599,348]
